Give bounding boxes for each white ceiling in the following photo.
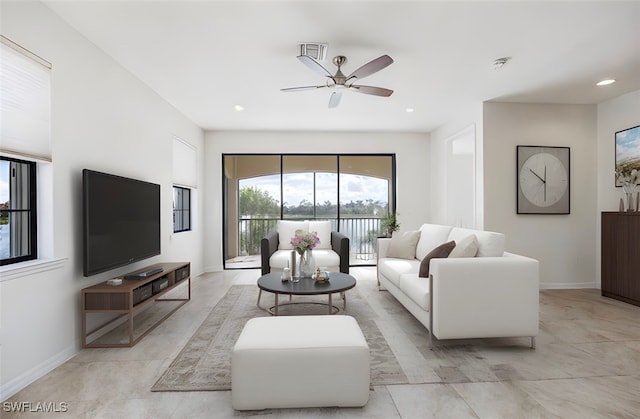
[42,1,640,133]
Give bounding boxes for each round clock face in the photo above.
[519,152,568,207]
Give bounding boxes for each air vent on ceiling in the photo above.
[298,43,328,61]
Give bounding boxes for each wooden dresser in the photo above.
[601,212,640,307]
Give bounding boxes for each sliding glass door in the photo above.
[339,155,394,263]
[224,155,280,268]
[223,154,395,269]
[283,155,337,221]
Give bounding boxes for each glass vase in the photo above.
[290,250,300,282]
[300,249,315,278]
[626,192,635,212]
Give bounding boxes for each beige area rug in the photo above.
[151,284,408,391]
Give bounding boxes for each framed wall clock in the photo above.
[517,145,570,214]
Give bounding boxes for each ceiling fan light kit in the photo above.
[282,53,394,108]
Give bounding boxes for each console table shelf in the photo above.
[82,262,190,348]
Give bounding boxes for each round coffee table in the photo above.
[257,272,356,315]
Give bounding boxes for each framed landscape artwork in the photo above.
[615,125,640,187]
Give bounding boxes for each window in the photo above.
[1,36,51,268]
[0,157,37,265]
[173,186,191,233]
[222,154,395,269]
[283,155,337,220]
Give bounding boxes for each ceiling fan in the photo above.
[281,54,394,108]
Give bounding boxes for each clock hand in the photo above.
[544,166,547,201]
[529,168,546,184]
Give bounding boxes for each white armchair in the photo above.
[261,220,350,275]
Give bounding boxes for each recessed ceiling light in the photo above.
[596,79,616,86]
[234,104,245,111]
[405,107,414,113]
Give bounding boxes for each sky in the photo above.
[240,172,389,207]
[0,160,8,203]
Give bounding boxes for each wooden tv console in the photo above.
[81,262,190,348]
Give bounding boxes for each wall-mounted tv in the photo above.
[83,169,161,277]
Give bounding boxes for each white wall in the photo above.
[596,89,640,286]
[483,102,597,288]
[1,1,204,399]
[430,103,483,228]
[203,131,430,272]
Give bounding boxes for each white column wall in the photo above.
[430,102,483,228]
[1,1,204,399]
[596,89,640,286]
[483,102,597,288]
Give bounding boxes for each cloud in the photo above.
[347,179,363,192]
[0,161,8,203]
[240,172,388,208]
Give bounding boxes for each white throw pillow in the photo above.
[448,234,479,258]
[387,230,421,260]
[415,224,453,260]
[277,220,309,250]
[474,230,505,257]
[449,227,505,257]
[308,220,332,250]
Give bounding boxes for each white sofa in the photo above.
[377,223,539,348]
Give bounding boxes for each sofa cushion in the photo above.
[387,230,421,259]
[398,274,430,311]
[269,249,339,271]
[418,240,456,278]
[378,258,420,288]
[415,224,453,260]
[449,234,479,258]
[270,249,293,270]
[277,220,309,250]
[308,220,331,250]
[305,249,340,269]
[448,227,504,257]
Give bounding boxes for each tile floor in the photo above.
[4,267,640,418]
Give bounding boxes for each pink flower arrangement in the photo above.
[290,229,320,255]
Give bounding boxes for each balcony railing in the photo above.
[237,217,383,265]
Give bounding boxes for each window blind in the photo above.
[0,36,52,161]
[172,136,197,188]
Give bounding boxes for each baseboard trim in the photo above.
[0,344,76,402]
[540,281,598,290]
[204,264,223,273]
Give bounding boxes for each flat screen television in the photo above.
[83,169,161,276]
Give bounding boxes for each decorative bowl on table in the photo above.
[313,270,330,283]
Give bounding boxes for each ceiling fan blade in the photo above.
[328,92,342,108]
[297,55,332,78]
[346,55,394,81]
[349,85,394,97]
[281,85,327,92]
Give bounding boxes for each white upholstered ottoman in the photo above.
[231,315,370,410]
